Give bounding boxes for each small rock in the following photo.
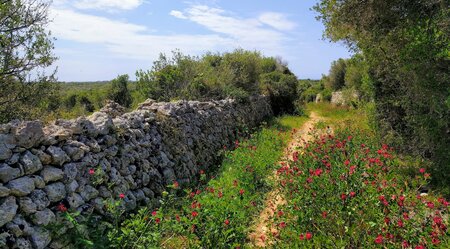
[46,146,70,166]
[66,180,79,194]
[45,182,66,202]
[8,153,20,164]
[63,145,85,161]
[31,175,45,188]
[0,196,18,227]
[0,163,21,183]
[80,185,99,201]
[63,163,78,182]
[19,151,42,174]
[7,176,35,196]
[19,197,37,214]
[29,227,51,249]
[31,208,55,226]
[7,216,31,237]
[0,143,12,161]
[30,190,50,210]
[14,121,44,149]
[41,166,64,183]
[67,193,84,209]
[13,238,32,249]
[0,183,10,197]
[32,149,52,165]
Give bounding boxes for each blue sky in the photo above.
[49,0,351,82]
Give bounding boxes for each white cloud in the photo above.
[73,0,143,11]
[49,8,235,60]
[171,5,295,54]
[169,10,187,19]
[258,12,296,31]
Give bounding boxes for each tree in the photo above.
[108,74,132,108]
[0,0,57,122]
[314,0,450,191]
[325,58,346,91]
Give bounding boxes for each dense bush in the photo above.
[324,58,347,91]
[108,74,133,108]
[136,49,298,115]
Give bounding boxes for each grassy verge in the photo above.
[270,103,449,248]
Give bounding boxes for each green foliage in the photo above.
[260,71,298,114]
[0,0,57,123]
[298,79,323,103]
[320,88,332,101]
[324,58,347,91]
[136,49,298,114]
[314,0,450,190]
[108,75,133,108]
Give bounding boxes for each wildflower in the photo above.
[155,218,161,224]
[152,210,157,216]
[341,193,347,200]
[306,232,312,240]
[419,168,425,173]
[224,219,230,225]
[322,211,327,218]
[374,234,383,244]
[277,210,284,217]
[384,217,390,224]
[350,191,356,198]
[233,180,238,187]
[218,191,223,198]
[427,201,435,208]
[397,219,404,228]
[349,165,356,175]
[402,240,409,248]
[196,189,201,195]
[173,181,179,188]
[176,215,180,222]
[344,159,350,166]
[415,245,425,249]
[314,168,323,177]
[432,238,440,245]
[57,203,67,212]
[191,211,198,218]
[279,222,286,229]
[88,168,95,175]
[200,170,205,175]
[119,193,125,199]
[239,189,245,195]
[299,234,304,240]
[403,212,409,220]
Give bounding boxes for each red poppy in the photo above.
[350,192,356,198]
[57,203,67,212]
[88,168,95,175]
[341,193,347,200]
[119,193,125,199]
[224,219,230,225]
[419,168,425,173]
[191,211,198,218]
[306,232,312,240]
[374,234,383,244]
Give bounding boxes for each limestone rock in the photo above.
[0,183,10,197]
[45,182,66,202]
[7,177,35,196]
[0,163,21,183]
[31,208,55,226]
[19,151,42,174]
[0,196,18,227]
[31,175,45,189]
[29,227,51,249]
[14,121,44,149]
[41,166,64,183]
[80,185,99,201]
[46,146,70,166]
[0,143,12,161]
[67,193,84,209]
[88,112,113,136]
[30,190,50,210]
[19,197,37,214]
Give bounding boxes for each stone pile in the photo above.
[0,96,272,248]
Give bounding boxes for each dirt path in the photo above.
[247,112,323,247]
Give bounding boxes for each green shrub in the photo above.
[108,74,133,108]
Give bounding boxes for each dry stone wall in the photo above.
[0,96,272,249]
